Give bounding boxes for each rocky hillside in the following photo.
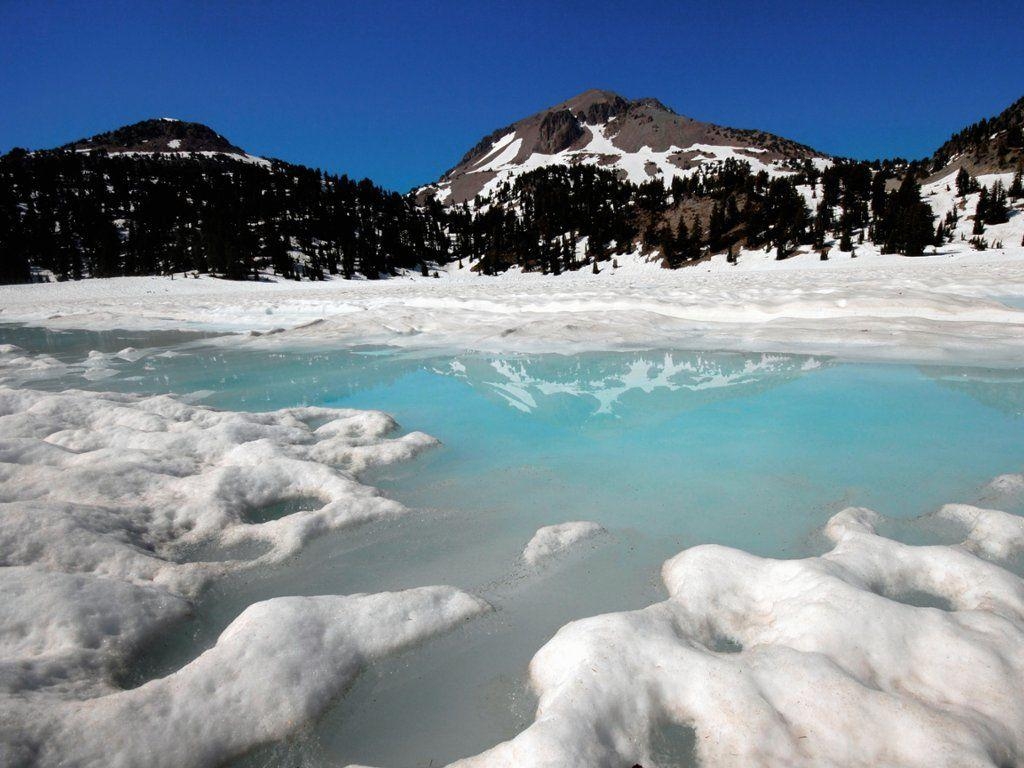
[420,89,827,205]
[59,118,247,156]
[930,95,1024,177]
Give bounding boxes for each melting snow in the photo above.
[0,383,490,767]
[408,505,1024,768]
[522,521,606,565]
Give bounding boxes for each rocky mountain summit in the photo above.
[421,89,825,205]
[60,118,245,155]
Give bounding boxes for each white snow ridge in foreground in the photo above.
[0,386,489,767]
[522,521,606,565]
[379,505,1024,768]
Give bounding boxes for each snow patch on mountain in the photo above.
[73,147,272,167]
[422,89,827,206]
[430,121,818,206]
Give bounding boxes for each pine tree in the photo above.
[668,219,689,268]
[0,190,32,282]
[839,226,853,252]
[982,181,1010,224]
[709,200,726,249]
[973,187,988,234]
[266,235,293,278]
[688,218,704,261]
[1010,169,1024,200]
[870,173,889,220]
[877,172,935,256]
[955,167,977,197]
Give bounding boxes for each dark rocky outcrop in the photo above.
[60,118,244,154]
[537,110,585,154]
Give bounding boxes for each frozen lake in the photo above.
[3,323,1023,767]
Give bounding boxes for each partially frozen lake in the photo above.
[3,323,1023,767]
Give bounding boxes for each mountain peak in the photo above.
[60,118,244,155]
[558,89,629,115]
[424,90,823,205]
[555,89,677,120]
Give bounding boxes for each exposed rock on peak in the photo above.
[537,109,586,154]
[60,118,245,155]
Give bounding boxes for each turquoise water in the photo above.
[3,324,1024,767]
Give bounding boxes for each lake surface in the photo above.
[3,323,1023,767]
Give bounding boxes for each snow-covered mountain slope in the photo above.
[419,89,828,205]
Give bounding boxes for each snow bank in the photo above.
[3,248,1024,365]
[522,521,606,564]
[9,587,488,768]
[379,503,1024,768]
[932,503,1024,560]
[0,386,437,568]
[985,472,1024,504]
[0,381,490,766]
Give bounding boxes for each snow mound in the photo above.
[8,586,489,768]
[522,521,606,565]
[0,384,466,764]
[416,505,1024,768]
[0,386,437,571]
[933,502,1024,560]
[985,472,1024,504]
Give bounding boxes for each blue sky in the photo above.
[1,0,1021,191]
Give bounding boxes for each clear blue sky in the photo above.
[1,0,1021,191]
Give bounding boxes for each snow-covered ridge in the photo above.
[0,380,488,766]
